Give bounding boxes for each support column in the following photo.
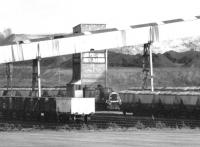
[142,43,150,90]
[37,44,41,98]
[105,49,108,88]
[31,59,38,97]
[142,42,154,91]
[5,63,13,95]
[31,44,42,98]
[37,56,41,97]
[149,44,154,92]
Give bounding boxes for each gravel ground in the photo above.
[0,129,200,147]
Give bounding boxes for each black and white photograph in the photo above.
[0,0,200,146]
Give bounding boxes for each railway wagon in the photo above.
[0,95,95,122]
[119,90,200,119]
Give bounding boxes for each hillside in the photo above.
[108,50,200,68]
[163,50,200,67]
[108,52,143,67]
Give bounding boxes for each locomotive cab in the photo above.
[106,92,121,110]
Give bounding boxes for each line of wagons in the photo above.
[1,88,200,122]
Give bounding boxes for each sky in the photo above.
[0,0,200,34]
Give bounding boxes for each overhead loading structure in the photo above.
[0,16,200,64]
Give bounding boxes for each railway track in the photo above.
[90,112,200,128]
[0,111,200,130]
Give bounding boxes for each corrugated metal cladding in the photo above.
[70,50,107,87]
[81,50,107,87]
[73,24,106,33]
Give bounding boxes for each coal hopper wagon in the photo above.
[119,90,200,119]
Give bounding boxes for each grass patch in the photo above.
[0,123,24,131]
[56,124,71,131]
[87,124,98,130]
[155,121,167,129]
[0,121,197,132]
[107,122,121,130]
[135,121,145,129]
[181,122,190,129]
